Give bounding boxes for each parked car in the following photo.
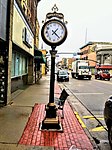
[95,70,110,80]
[57,70,69,82]
[104,95,112,147]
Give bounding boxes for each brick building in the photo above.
[80,42,112,74]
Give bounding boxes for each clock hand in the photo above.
[52,29,60,38]
[53,28,58,34]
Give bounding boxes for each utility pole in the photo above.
[85,28,87,44]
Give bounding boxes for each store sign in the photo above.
[46,12,64,20]
[22,27,32,48]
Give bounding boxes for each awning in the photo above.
[34,48,46,64]
[95,65,112,69]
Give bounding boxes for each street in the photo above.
[58,75,112,150]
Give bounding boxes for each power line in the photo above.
[57,52,74,54]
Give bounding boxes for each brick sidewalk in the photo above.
[19,83,94,150]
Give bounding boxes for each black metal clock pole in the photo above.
[41,46,61,130]
[49,46,57,104]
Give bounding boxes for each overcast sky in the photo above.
[37,0,112,59]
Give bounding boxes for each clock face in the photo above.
[41,19,67,46]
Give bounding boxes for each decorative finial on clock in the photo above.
[52,4,58,12]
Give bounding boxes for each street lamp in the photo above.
[40,4,68,130]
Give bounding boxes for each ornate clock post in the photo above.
[40,4,68,130]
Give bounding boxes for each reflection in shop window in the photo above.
[11,52,28,77]
[19,56,22,75]
[11,53,15,76]
[15,53,20,76]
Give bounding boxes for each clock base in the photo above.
[39,117,63,131]
[40,104,63,131]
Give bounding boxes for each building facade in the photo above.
[80,42,112,74]
[95,44,112,74]
[41,49,48,75]
[80,42,96,74]
[0,0,42,105]
[11,0,35,93]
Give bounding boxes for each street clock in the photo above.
[41,19,67,47]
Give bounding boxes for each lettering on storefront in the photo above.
[22,27,32,48]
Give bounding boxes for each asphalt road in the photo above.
[60,76,112,150]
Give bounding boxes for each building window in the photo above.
[97,55,101,64]
[23,5,26,13]
[27,0,31,8]
[104,54,110,64]
[11,52,28,78]
[11,52,15,76]
[83,50,88,54]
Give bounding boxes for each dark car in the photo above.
[104,95,112,147]
[57,70,69,82]
[95,70,110,80]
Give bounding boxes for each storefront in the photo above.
[11,0,34,92]
[34,48,46,83]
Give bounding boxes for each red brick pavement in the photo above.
[19,83,94,150]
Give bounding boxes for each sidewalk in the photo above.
[0,75,97,150]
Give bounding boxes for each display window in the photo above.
[11,52,28,77]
